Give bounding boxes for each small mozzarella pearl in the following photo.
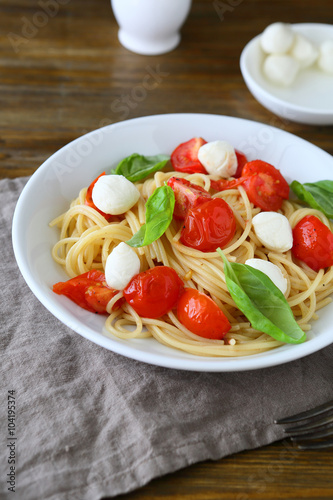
[263,54,300,86]
[252,212,293,253]
[260,22,295,54]
[290,34,318,68]
[318,40,333,74]
[198,140,237,178]
[245,258,288,294]
[105,242,140,290]
[92,174,140,215]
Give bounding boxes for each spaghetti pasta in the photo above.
[50,170,333,357]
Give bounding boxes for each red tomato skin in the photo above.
[210,177,245,192]
[85,172,113,222]
[234,150,248,178]
[292,215,333,271]
[53,270,122,314]
[240,160,289,212]
[177,288,231,339]
[167,177,212,220]
[180,197,236,252]
[84,285,122,314]
[210,159,289,212]
[242,160,289,199]
[242,173,284,212]
[171,137,208,174]
[123,266,184,319]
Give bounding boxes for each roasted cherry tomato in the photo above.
[123,266,184,319]
[177,288,231,339]
[167,177,212,220]
[234,150,248,178]
[242,173,285,212]
[242,160,289,199]
[180,197,236,252]
[210,177,245,192]
[85,172,113,221]
[211,160,289,211]
[292,215,333,271]
[242,160,289,211]
[53,270,123,314]
[171,137,208,174]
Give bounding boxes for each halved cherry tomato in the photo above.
[171,137,208,174]
[210,177,245,192]
[234,150,248,178]
[167,177,212,220]
[85,172,113,222]
[53,270,123,314]
[242,173,285,212]
[123,266,184,319]
[292,215,333,271]
[180,197,236,252]
[177,288,231,339]
[242,160,289,199]
[211,160,289,211]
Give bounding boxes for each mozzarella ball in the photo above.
[260,22,295,54]
[263,54,300,86]
[290,34,318,68]
[105,242,140,290]
[252,212,293,253]
[318,40,333,74]
[92,175,140,215]
[245,258,288,294]
[198,140,237,178]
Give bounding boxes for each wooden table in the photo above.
[1,0,333,498]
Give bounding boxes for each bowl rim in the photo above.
[11,112,333,372]
[240,22,333,118]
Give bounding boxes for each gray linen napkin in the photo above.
[1,176,333,500]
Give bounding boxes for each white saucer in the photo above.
[240,24,333,125]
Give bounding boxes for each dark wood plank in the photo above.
[1,0,332,179]
[118,440,333,500]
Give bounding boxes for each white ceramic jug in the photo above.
[111,0,192,55]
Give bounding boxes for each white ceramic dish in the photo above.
[12,113,333,372]
[240,23,333,125]
[111,0,192,55]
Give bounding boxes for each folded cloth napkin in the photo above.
[1,176,333,500]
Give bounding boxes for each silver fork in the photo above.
[274,400,333,450]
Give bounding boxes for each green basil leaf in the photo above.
[291,180,333,219]
[217,249,306,344]
[126,185,175,248]
[112,153,170,182]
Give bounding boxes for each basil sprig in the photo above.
[111,153,170,182]
[126,185,175,248]
[291,180,333,219]
[218,249,306,344]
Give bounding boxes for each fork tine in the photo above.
[292,438,333,450]
[290,426,333,441]
[274,400,333,424]
[281,414,333,434]
[275,400,333,450]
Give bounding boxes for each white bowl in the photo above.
[240,23,333,125]
[12,113,333,372]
